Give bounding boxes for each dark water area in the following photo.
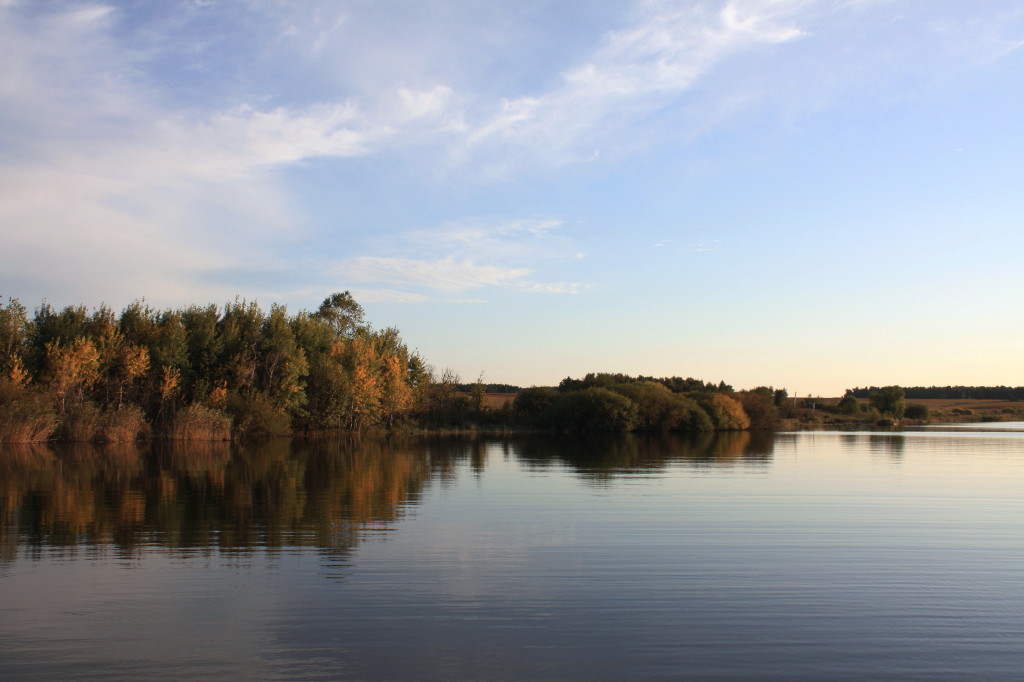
[2,427,1024,680]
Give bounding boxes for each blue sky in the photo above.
[1,0,1022,395]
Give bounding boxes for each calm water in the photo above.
[2,426,1024,680]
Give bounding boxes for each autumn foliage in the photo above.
[0,293,426,442]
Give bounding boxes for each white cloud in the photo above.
[341,256,529,292]
[331,216,584,300]
[193,102,389,179]
[347,289,434,304]
[396,85,457,121]
[399,217,568,257]
[520,282,586,295]
[451,0,812,175]
[66,4,114,25]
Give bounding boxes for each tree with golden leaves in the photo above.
[45,338,101,415]
[378,354,413,429]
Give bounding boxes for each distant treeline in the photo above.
[557,373,732,394]
[455,382,522,394]
[848,386,1024,401]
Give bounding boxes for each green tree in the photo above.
[313,291,365,340]
[691,392,750,430]
[257,304,308,417]
[838,393,861,415]
[736,387,778,430]
[552,387,639,432]
[869,386,905,419]
[670,395,715,432]
[0,297,30,377]
[513,387,559,427]
[609,381,680,431]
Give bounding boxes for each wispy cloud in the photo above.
[342,256,529,292]
[450,0,811,175]
[332,217,585,301]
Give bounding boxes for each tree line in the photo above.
[1,293,790,443]
[848,385,1024,401]
[0,293,433,443]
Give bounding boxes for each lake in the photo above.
[2,426,1024,680]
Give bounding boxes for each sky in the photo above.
[1,0,1022,396]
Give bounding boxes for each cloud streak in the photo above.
[332,217,585,301]
[341,256,529,292]
[452,0,811,175]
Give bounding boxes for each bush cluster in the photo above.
[513,374,765,433]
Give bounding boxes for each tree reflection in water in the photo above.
[0,432,774,560]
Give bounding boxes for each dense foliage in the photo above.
[513,373,763,434]
[0,293,429,442]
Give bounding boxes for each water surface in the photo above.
[2,428,1023,680]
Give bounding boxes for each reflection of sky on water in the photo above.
[2,430,1024,680]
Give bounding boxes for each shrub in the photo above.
[99,404,148,442]
[903,403,929,420]
[552,388,639,432]
[169,403,232,441]
[61,401,102,442]
[228,391,291,439]
[0,381,58,443]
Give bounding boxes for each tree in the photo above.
[257,303,308,416]
[425,368,464,426]
[470,374,487,413]
[343,334,382,431]
[45,338,101,415]
[869,386,905,419]
[552,388,639,432]
[670,395,715,432]
[609,381,680,431]
[737,387,778,430]
[313,292,365,339]
[0,297,29,377]
[691,392,750,430]
[513,387,559,426]
[379,354,413,429]
[838,393,860,415]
